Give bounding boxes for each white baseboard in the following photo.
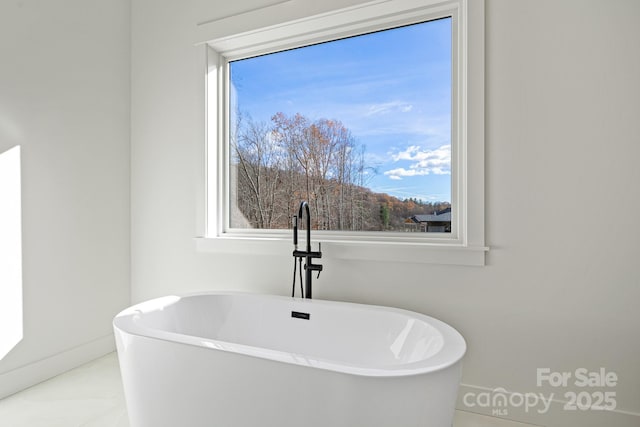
[457,383,640,427]
[0,334,115,400]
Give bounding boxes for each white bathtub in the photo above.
[113,292,466,427]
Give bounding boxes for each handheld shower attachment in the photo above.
[292,215,301,297]
[292,215,298,249]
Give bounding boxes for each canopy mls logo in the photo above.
[462,368,618,417]
[462,387,553,416]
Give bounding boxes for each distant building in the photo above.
[404,207,451,232]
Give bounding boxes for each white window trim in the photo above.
[194,0,487,266]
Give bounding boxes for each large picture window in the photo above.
[228,18,452,233]
[200,0,486,265]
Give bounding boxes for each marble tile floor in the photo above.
[0,353,538,427]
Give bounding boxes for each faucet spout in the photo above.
[292,201,322,299]
[298,201,311,254]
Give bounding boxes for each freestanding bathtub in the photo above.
[113,292,466,427]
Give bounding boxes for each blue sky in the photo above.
[230,18,452,202]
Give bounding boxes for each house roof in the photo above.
[409,208,451,223]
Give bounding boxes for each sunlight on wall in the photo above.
[0,145,23,360]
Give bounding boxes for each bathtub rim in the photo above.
[113,291,466,378]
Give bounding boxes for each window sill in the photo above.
[194,236,488,266]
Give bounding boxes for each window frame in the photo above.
[196,0,487,266]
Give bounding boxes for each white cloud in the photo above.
[384,144,451,180]
[365,101,414,117]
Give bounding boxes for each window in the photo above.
[229,18,452,234]
[198,0,486,265]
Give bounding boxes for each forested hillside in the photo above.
[231,112,450,231]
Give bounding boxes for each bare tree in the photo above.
[232,114,285,228]
[233,111,446,232]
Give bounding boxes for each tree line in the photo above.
[230,112,449,231]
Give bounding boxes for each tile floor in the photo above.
[0,354,128,427]
[0,353,537,427]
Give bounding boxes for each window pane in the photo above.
[229,18,451,232]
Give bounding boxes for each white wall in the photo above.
[130,0,640,426]
[0,0,130,397]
